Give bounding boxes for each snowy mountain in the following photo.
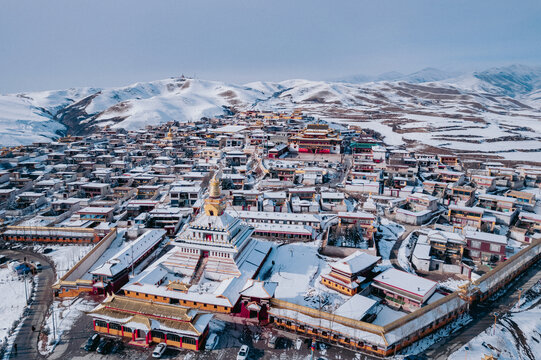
[335,68,460,84]
[399,67,461,84]
[0,87,98,146]
[1,65,541,161]
[449,64,541,97]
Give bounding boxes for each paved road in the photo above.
[423,259,541,359]
[389,225,416,270]
[1,248,56,359]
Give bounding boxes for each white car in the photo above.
[205,333,219,350]
[236,345,249,360]
[152,343,167,358]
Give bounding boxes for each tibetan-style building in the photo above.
[172,175,271,281]
[289,123,342,154]
[321,251,381,296]
[89,295,212,350]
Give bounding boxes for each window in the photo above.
[183,337,197,345]
[490,244,501,252]
[109,323,122,331]
[168,334,181,342]
[470,250,480,258]
[471,240,481,249]
[95,320,107,328]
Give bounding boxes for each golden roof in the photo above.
[88,295,211,336]
[95,295,193,321]
[167,280,191,292]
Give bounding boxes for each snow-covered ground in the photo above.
[375,219,405,272]
[34,244,93,280]
[259,241,348,310]
[0,265,38,359]
[438,278,469,292]
[398,314,473,358]
[39,297,97,355]
[449,284,541,360]
[0,267,33,342]
[397,231,418,273]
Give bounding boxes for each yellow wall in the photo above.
[57,286,92,298]
[166,340,181,348]
[321,278,356,296]
[183,342,198,351]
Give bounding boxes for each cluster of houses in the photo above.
[0,109,539,355]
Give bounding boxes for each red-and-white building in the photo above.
[371,268,437,312]
[289,123,342,154]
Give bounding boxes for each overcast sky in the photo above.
[1,0,540,93]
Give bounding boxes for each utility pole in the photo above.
[51,306,56,343]
[24,274,28,305]
[516,287,523,310]
[131,241,134,277]
[492,312,499,336]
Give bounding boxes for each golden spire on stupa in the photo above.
[204,172,225,216]
[165,128,174,140]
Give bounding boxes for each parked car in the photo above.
[111,340,124,354]
[205,333,219,350]
[295,338,303,350]
[83,334,100,351]
[35,262,42,271]
[96,338,113,354]
[268,336,277,349]
[237,345,249,360]
[152,343,167,358]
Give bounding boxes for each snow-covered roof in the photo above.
[78,206,114,214]
[239,280,278,299]
[412,243,431,260]
[321,192,345,199]
[427,229,465,244]
[373,268,437,298]
[211,125,247,133]
[252,223,313,236]
[465,231,507,245]
[230,210,321,223]
[91,229,165,277]
[334,294,379,320]
[338,211,375,219]
[331,251,381,275]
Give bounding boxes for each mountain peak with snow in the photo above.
[1,64,541,153]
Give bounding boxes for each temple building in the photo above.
[160,128,181,147]
[289,123,342,154]
[89,295,213,350]
[320,251,381,296]
[118,174,272,313]
[172,174,272,281]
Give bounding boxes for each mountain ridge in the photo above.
[1,64,540,162]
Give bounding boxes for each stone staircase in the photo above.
[190,256,208,285]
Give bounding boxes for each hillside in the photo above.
[1,65,541,162]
